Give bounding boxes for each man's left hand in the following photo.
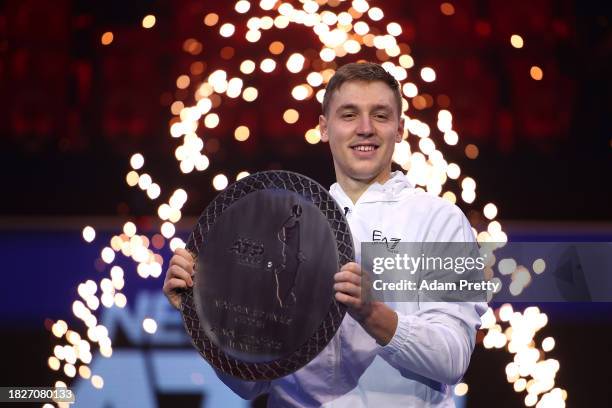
[333,262,372,322]
[334,262,399,345]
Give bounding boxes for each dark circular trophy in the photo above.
[180,171,354,380]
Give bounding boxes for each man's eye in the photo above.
[374,114,388,120]
[342,113,356,119]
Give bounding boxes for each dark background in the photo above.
[2,0,611,220]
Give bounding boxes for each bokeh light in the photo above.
[234,125,250,141]
[283,109,299,124]
[421,67,436,82]
[212,174,229,190]
[101,32,113,45]
[82,226,96,243]
[511,34,524,48]
[142,15,156,29]
[530,66,544,80]
[440,2,455,16]
[142,318,158,334]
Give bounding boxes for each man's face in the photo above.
[319,80,404,185]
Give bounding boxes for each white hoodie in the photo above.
[218,171,487,407]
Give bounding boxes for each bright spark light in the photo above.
[169,237,186,252]
[82,226,96,243]
[240,59,256,74]
[130,153,145,170]
[101,32,113,45]
[352,0,370,13]
[79,365,92,379]
[461,189,476,204]
[292,85,310,100]
[126,170,139,186]
[52,320,68,338]
[147,183,161,200]
[354,21,369,35]
[368,7,383,21]
[484,203,498,220]
[343,40,361,54]
[511,34,524,48]
[307,72,323,87]
[283,109,299,124]
[160,222,175,239]
[421,67,436,82]
[246,30,262,42]
[235,0,251,14]
[399,55,414,69]
[260,58,276,73]
[204,113,220,128]
[138,173,152,190]
[91,375,104,389]
[260,0,276,11]
[440,2,455,16]
[443,130,458,145]
[337,12,352,26]
[219,23,236,37]
[320,48,335,62]
[48,356,60,371]
[123,222,137,237]
[142,15,156,29]
[461,177,476,191]
[242,87,258,101]
[236,171,250,180]
[454,383,468,396]
[387,22,402,37]
[286,53,305,73]
[269,41,284,55]
[64,363,76,378]
[204,13,219,26]
[533,259,546,274]
[530,66,544,81]
[402,82,418,98]
[446,163,461,180]
[234,125,250,141]
[100,247,115,264]
[212,174,229,190]
[142,318,158,334]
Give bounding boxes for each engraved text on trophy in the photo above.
[228,236,264,267]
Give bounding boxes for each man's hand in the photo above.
[334,262,398,346]
[163,248,195,310]
[334,262,372,321]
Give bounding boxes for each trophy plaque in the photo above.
[180,171,354,380]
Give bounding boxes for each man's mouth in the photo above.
[350,144,379,152]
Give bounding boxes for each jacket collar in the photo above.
[329,171,414,206]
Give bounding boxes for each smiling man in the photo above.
[164,62,486,407]
[320,63,404,204]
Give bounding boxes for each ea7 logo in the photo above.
[372,230,401,251]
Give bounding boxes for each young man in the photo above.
[164,62,486,407]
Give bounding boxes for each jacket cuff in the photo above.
[380,312,411,356]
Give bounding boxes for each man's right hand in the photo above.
[163,247,195,310]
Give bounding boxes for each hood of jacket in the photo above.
[329,171,416,207]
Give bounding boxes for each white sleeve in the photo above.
[379,301,486,385]
[213,369,271,400]
[379,203,487,385]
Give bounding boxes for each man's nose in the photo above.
[356,116,374,137]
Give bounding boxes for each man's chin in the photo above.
[348,170,388,184]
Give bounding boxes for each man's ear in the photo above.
[319,114,329,142]
[396,116,405,143]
